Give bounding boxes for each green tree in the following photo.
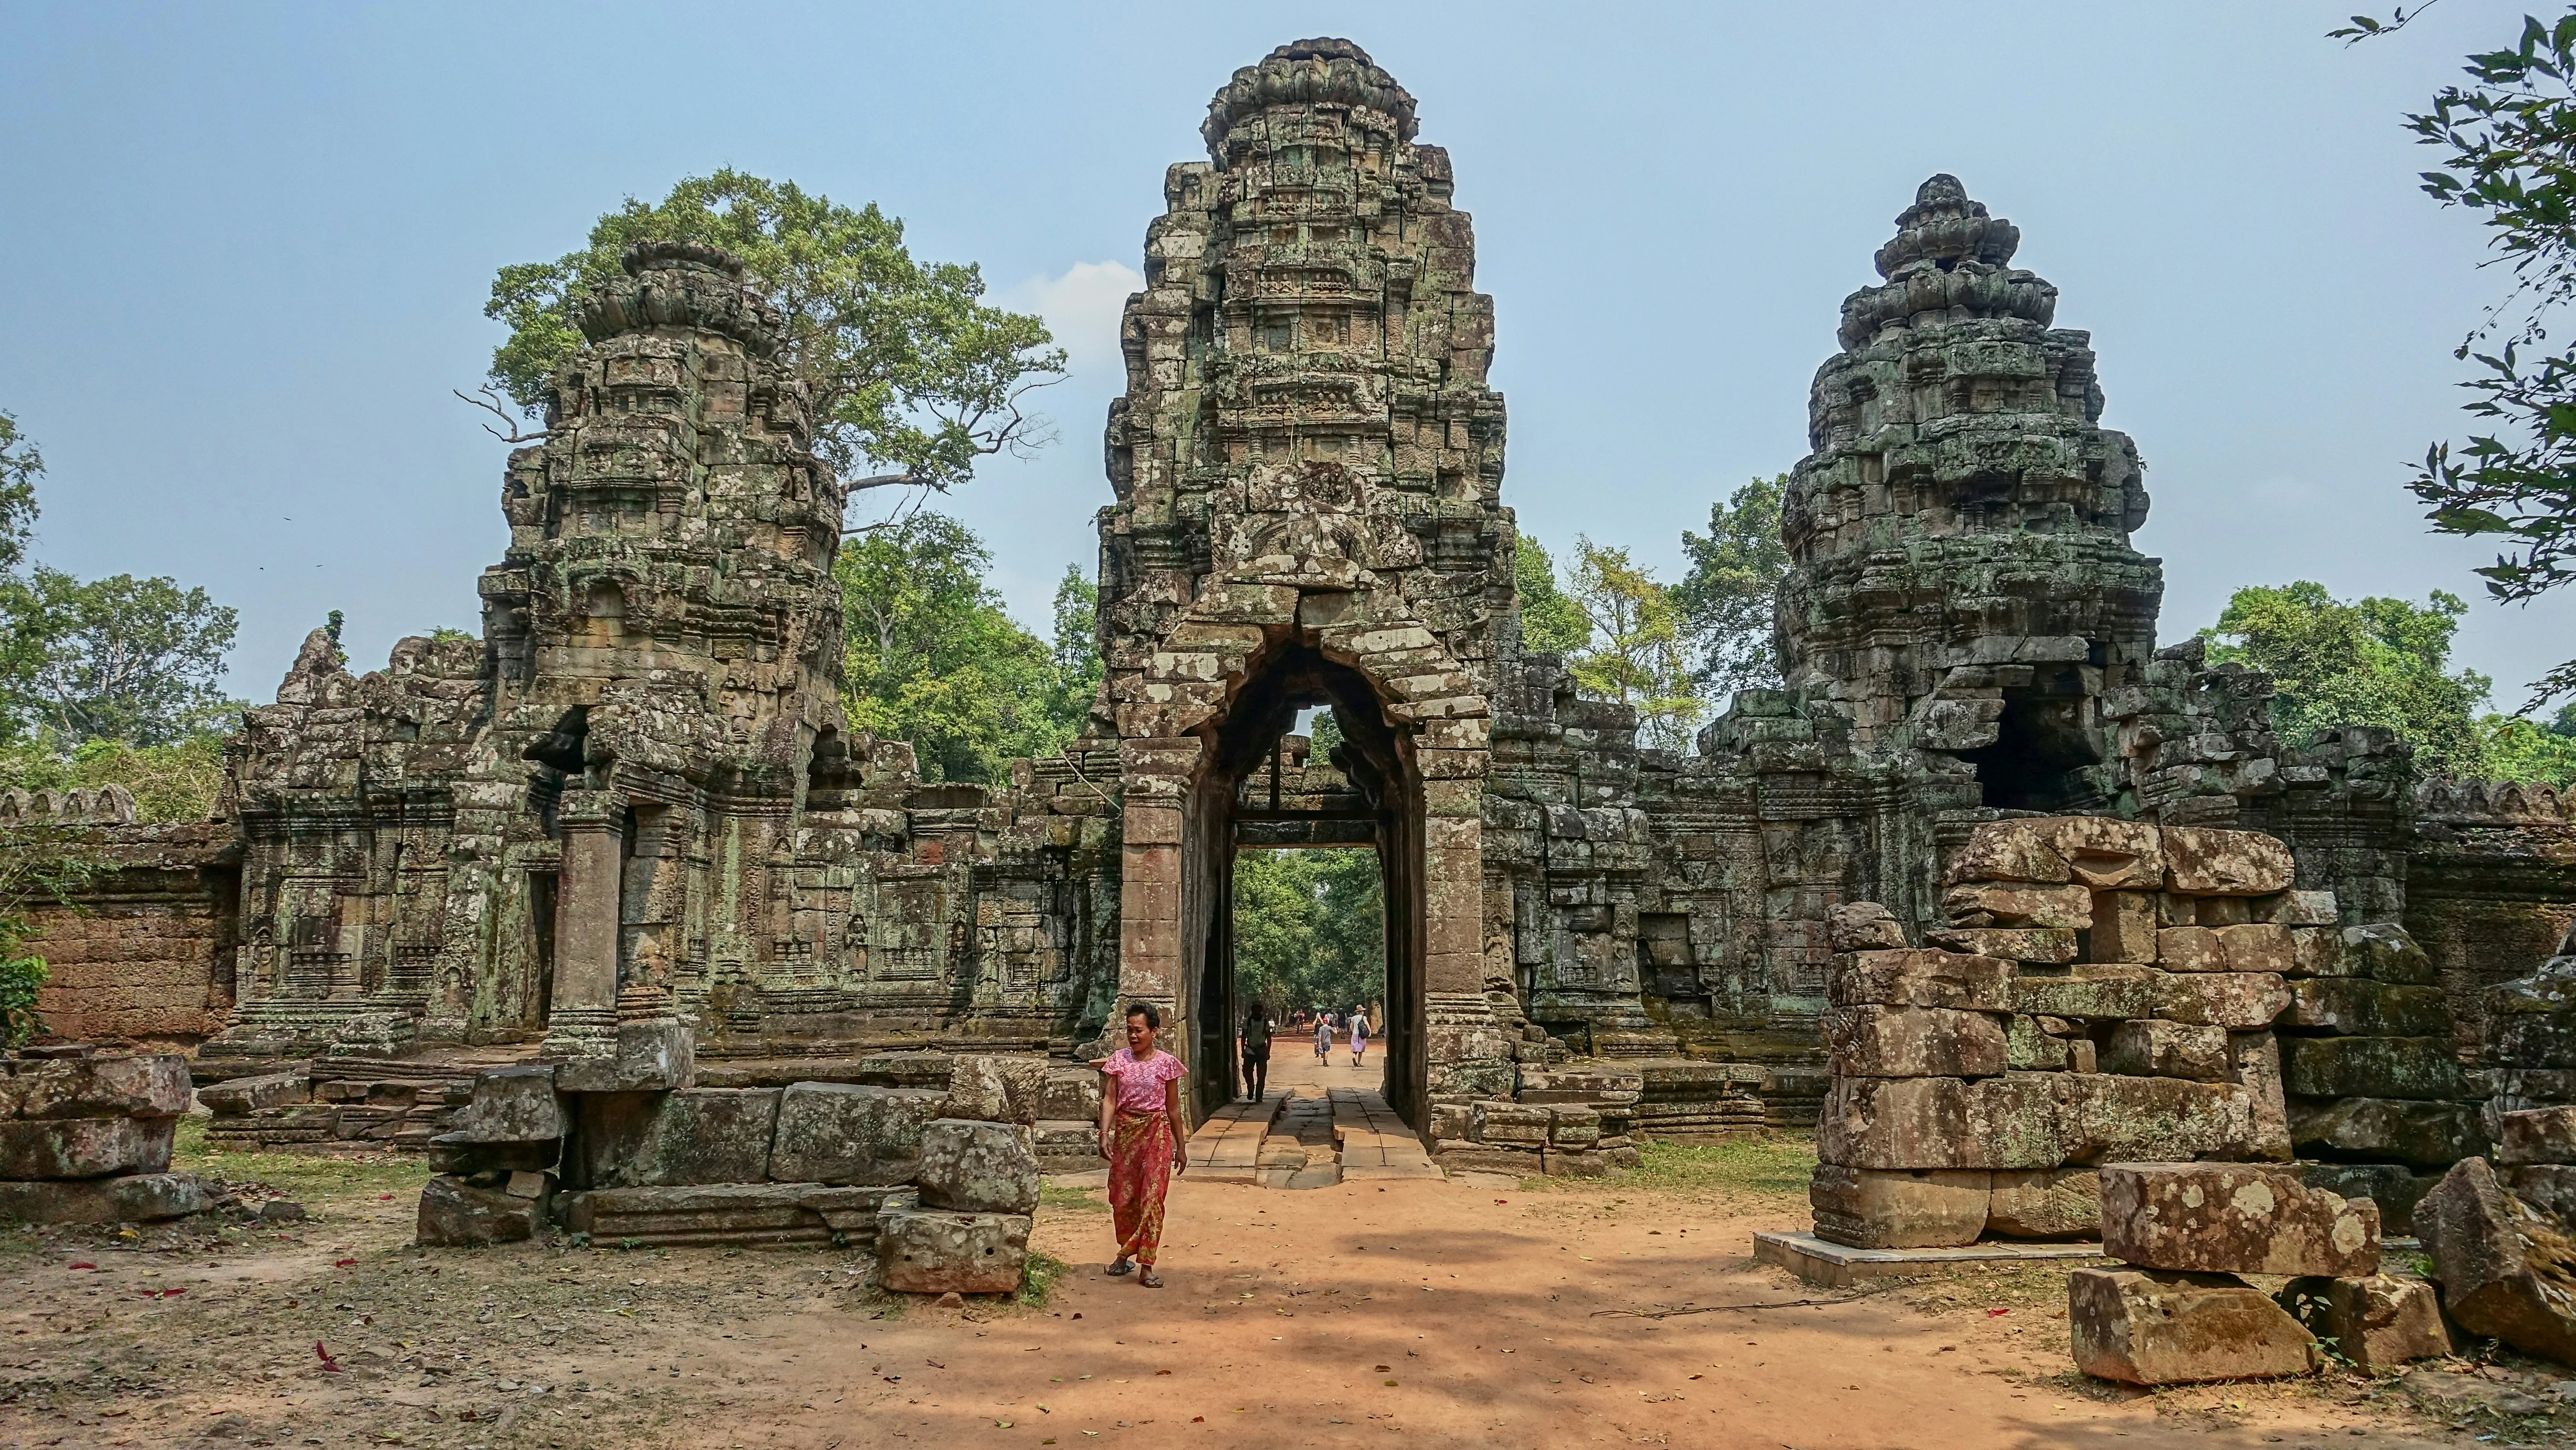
[1563,538,1705,752]
[1674,475,1790,701]
[1231,847,1384,1015]
[835,514,1073,783]
[2343,11,2576,710]
[0,411,40,577]
[2204,581,2499,777]
[5,568,239,746]
[0,825,97,1048]
[1512,532,1590,657]
[484,170,1066,495]
[1044,564,1103,740]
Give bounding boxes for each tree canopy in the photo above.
[1674,474,1789,702]
[1512,532,1590,658]
[1562,538,1704,752]
[1231,846,1384,1016]
[485,170,1067,497]
[2202,580,2576,783]
[835,514,1091,783]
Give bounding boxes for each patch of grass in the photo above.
[1520,1132,1819,1200]
[176,1127,434,1207]
[1039,1182,1107,1214]
[1015,1249,1068,1308]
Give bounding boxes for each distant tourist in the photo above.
[1241,1001,1275,1103]
[1349,1008,1370,1068]
[1096,1001,1188,1288]
[1314,1012,1333,1061]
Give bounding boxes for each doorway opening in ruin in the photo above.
[1958,665,2107,812]
[1180,639,1421,1123]
[1228,795,1389,1102]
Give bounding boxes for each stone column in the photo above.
[539,788,624,1063]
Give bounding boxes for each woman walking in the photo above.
[1349,1007,1370,1069]
[1097,1001,1188,1287]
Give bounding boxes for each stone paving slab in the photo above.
[1753,1230,2110,1289]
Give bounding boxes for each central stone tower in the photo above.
[1097,39,1519,1117]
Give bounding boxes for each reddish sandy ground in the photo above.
[0,1066,2562,1450]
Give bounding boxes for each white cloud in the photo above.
[1005,260,1143,378]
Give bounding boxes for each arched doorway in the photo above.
[1175,640,1425,1123]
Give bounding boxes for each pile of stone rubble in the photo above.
[415,1046,1091,1296]
[0,1047,206,1224]
[2074,1161,2445,1382]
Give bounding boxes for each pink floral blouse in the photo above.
[1102,1047,1186,1115]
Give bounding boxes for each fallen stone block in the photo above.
[2013,964,2156,1020]
[2161,827,2296,896]
[767,1082,944,1186]
[2101,1163,2379,1276]
[2281,1038,2466,1102]
[9,1055,193,1120]
[2151,970,2290,1029]
[451,1065,566,1141]
[944,1055,1049,1125]
[570,1088,779,1188]
[2231,1030,2295,1163]
[2416,1157,2576,1366]
[416,1174,539,1247]
[2070,1267,2318,1384]
[877,1203,1030,1295]
[1808,1164,1991,1249]
[0,1117,176,1180]
[0,1172,208,1224]
[197,1071,309,1116]
[1818,1073,2061,1171]
[1942,883,2093,930]
[1829,950,2013,1012]
[1823,1005,2006,1078]
[2291,1097,2486,1170]
[917,1119,1041,1215]
[2280,1275,2450,1372]
[1987,1167,2101,1239]
[2101,1021,2230,1082]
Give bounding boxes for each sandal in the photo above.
[1139,1267,1163,1289]
[1106,1257,1133,1277]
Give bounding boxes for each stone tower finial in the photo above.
[1202,36,1418,157]
[574,239,783,359]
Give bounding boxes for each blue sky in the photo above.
[5,0,2570,710]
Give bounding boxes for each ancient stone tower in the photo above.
[1097,38,1519,1117]
[1779,174,2163,816]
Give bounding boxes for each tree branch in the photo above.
[453,386,549,444]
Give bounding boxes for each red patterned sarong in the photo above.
[1107,1110,1174,1265]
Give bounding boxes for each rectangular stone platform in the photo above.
[1753,1230,2110,1288]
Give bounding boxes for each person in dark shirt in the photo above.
[1240,1002,1275,1103]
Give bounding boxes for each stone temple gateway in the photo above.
[10,41,2576,1209]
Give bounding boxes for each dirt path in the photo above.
[0,1129,2544,1449]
